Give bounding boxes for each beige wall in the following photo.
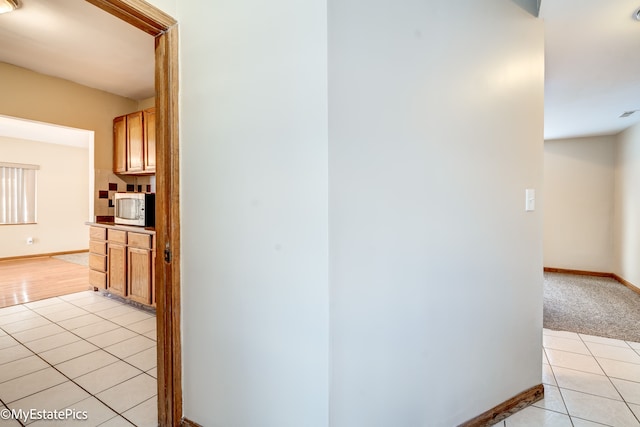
[0,136,89,257]
[0,61,148,251]
[614,122,640,286]
[137,97,155,110]
[0,62,138,170]
[544,136,616,272]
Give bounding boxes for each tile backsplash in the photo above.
[94,169,156,219]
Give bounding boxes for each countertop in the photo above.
[86,221,156,235]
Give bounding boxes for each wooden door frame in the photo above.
[84,1,182,425]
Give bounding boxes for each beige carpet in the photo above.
[52,252,89,266]
[544,272,640,342]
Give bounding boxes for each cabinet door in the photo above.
[89,270,107,289]
[113,116,127,173]
[108,243,127,296]
[128,247,152,304]
[127,111,144,173]
[152,249,156,307]
[143,108,156,173]
[151,234,156,307]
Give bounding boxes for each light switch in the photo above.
[525,189,535,212]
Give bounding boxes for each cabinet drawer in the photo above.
[89,241,107,255]
[89,254,107,272]
[107,229,127,244]
[89,227,106,241]
[89,270,106,289]
[128,232,152,249]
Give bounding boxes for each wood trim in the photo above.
[84,0,176,36]
[181,418,203,427]
[155,24,182,427]
[543,267,614,278]
[84,1,181,426]
[0,250,88,262]
[458,384,544,427]
[612,274,640,296]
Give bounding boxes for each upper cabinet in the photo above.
[113,107,156,175]
[127,111,144,173]
[143,108,156,173]
[113,115,127,173]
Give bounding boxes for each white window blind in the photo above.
[0,162,39,225]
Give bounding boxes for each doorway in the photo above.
[83,1,182,425]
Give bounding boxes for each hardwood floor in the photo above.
[0,256,90,308]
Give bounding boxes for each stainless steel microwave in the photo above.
[113,193,155,227]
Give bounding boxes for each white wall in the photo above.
[0,136,89,257]
[328,1,544,425]
[146,0,544,425]
[544,136,616,272]
[614,122,640,286]
[178,1,329,426]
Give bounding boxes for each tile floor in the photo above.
[0,291,157,426]
[496,328,640,426]
[2,293,638,427]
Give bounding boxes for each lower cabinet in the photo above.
[90,224,155,307]
[127,232,155,305]
[88,227,107,289]
[107,243,127,296]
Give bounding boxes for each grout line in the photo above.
[569,415,614,426]
[98,414,135,426]
[531,398,573,417]
[10,338,144,422]
[2,399,26,427]
[0,292,157,423]
[627,343,640,359]
[544,348,574,426]
[0,346,37,369]
[20,297,156,361]
[576,333,640,424]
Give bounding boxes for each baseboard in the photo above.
[612,274,640,296]
[179,387,545,427]
[0,249,89,262]
[458,384,544,427]
[544,267,640,296]
[543,267,614,278]
[181,417,203,427]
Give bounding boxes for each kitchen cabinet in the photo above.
[127,111,144,173]
[107,229,127,297]
[127,232,155,305]
[143,108,156,173]
[113,116,127,174]
[113,107,155,175]
[88,227,107,289]
[87,223,155,307]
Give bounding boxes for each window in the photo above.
[0,162,38,225]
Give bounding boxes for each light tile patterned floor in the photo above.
[3,292,637,427]
[496,329,640,426]
[0,291,156,426]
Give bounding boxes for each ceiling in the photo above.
[0,0,154,101]
[1,1,639,140]
[541,0,640,140]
